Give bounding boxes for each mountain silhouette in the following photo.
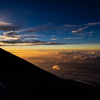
[0,48,100,100]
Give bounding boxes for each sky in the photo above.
[0,0,100,49]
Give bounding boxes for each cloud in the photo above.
[24,38,39,40]
[45,42,66,45]
[88,35,93,36]
[0,21,99,46]
[0,25,20,31]
[3,31,21,39]
[0,31,22,42]
[0,40,23,44]
[64,24,80,27]
[0,39,45,44]
[85,22,100,26]
[0,24,68,46]
[1,30,42,43]
[22,34,39,38]
[50,38,57,40]
[0,21,12,26]
[21,23,81,34]
[64,37,83,39]
[2,21,97,36]
[0,37,67,46]
[0,21,20,31]
[52,65,60,70]
[26,23,80,33]
[72,26,88,34]
[72,22,100,35]
[27,27,49,33]
[0,36,20,41]
[4,31,17,36]
[0,40,48,46]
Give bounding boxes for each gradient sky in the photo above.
[0,0,100,49]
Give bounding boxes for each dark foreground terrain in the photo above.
[0,48,100,100]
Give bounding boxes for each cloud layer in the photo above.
[0,21,100,46]
[0,21,20,31]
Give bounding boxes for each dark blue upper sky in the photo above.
[0,0,100,47]
[0,0,100,24]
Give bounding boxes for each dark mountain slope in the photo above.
[0,48,100,100]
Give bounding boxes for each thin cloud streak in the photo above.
[72,22,100,35]
[0,21,20,31]
[85,22,100,26]
[72,26,89,34]
[64,37,83,40]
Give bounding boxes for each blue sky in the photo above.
[0,0,100,49]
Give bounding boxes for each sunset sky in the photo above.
[0,0,100,50]
[0,0,100,86]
